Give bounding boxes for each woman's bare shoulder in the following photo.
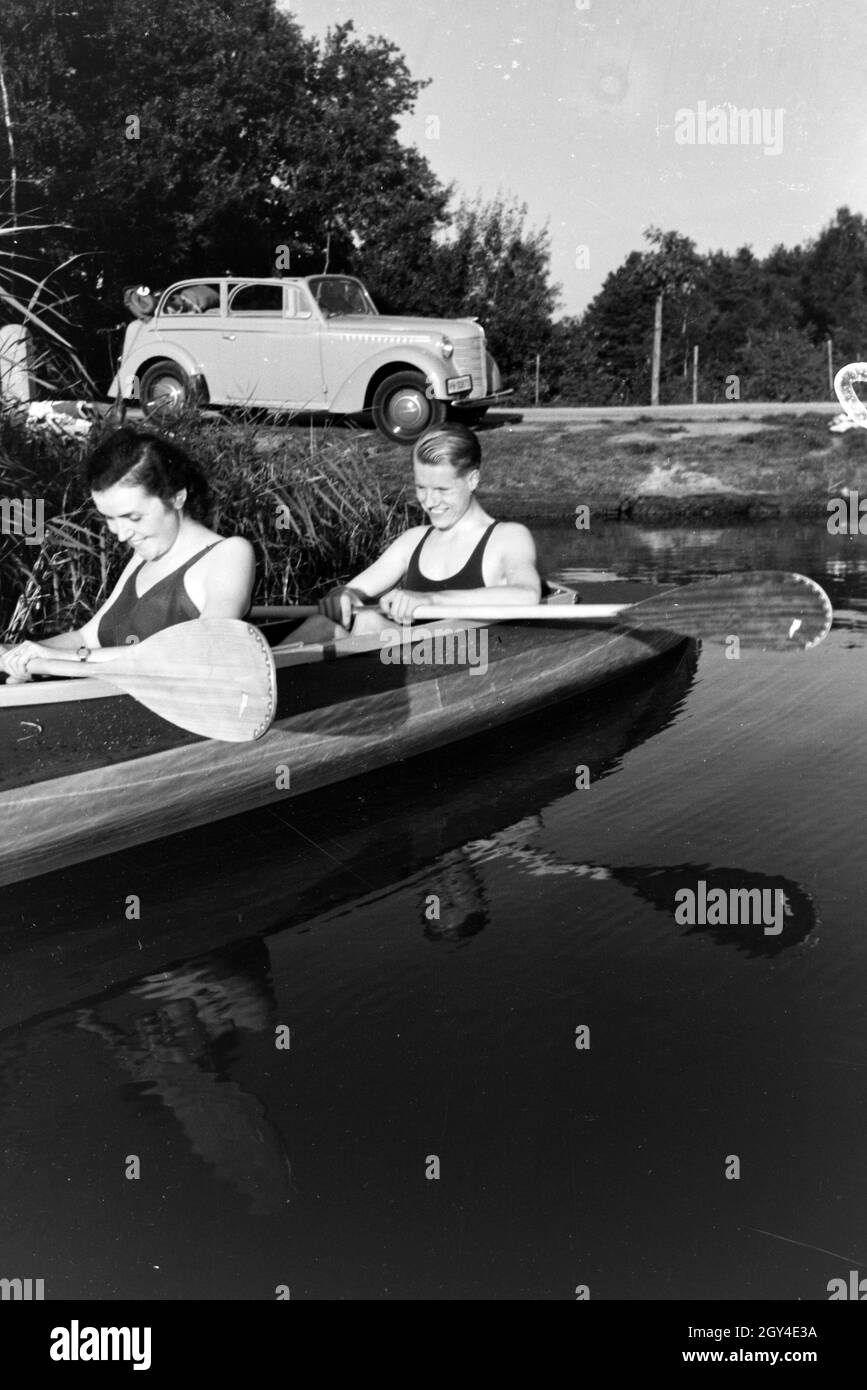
[202,534,256,567]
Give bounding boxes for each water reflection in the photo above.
[420,853,488,944]
[415,821,816,956]
[74,941,293,1216]
[538,519,867,608]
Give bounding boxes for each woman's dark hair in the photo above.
[84,427,211,520]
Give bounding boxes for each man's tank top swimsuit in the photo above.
[403,521,499,593]
[97,541,223,646]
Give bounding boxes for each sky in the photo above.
[280,0,867,319]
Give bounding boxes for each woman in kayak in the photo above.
[0,427,255,682]
[303,422,541,639]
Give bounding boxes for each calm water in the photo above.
[1,521,865,1301]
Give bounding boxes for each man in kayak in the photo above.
[0,428,254,682]
[302,422,541,640]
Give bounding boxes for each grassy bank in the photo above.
[0,412,413,641]
[354,409,867,520]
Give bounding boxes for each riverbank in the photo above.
[58,399,866,523]
[369,406,866,523]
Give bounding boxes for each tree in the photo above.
[0,5,455,379]
[557,251,657,404]
[638,227,701,405]
[801,207,867,362]
[428,196,560,383]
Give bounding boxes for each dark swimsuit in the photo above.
[97,541,224,646]
[404,522,500,592]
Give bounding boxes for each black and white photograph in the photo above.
[0,0,864,1348]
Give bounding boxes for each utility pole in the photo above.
[827,338,834,396]
[692,344,699,404]
[650,292,663,406]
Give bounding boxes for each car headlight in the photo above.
[439,335,454,359]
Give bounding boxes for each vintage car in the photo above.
[109,275,511,443]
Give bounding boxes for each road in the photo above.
[486,401,840,424]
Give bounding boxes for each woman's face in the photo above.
[92,482,186,561]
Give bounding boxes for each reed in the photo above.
[0,411,414,641]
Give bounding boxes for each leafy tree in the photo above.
[557,252,656,404]
[423,196,559,383]
[550,208,867,404]
[800,207,867,362]
[0,5,455,380]
[738,326,826,401]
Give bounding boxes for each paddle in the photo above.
[23,619,277,741]
[253,572,832,652]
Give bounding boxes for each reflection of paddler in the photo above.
[420,850,489,943]
[75,950,293,1214]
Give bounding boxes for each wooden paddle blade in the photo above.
[616,571,833,650]
[412,572,833,651]
[30,620,277,741]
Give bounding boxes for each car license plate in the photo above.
[446,375,472,395]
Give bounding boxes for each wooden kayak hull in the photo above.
[0,614,685,887]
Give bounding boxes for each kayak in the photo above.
[0,587,688,886]
[0,637,696,1026]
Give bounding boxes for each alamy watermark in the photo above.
[827,491,867,534]
[674,880,787,935]
[50,1321,152,1371]
[380,624,488,676]
[1,1276,44,1300]
[0,496,45,545]
[675,102,785,156]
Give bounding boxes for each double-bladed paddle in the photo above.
[24,619,277,741]
[253,572,833,652]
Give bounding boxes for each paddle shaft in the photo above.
[252,573,832,651]
[252,602,624,622]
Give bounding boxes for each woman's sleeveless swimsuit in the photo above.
[97,541,223,646]
[403,522,499,592]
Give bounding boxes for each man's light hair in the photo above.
[413,422,481,476]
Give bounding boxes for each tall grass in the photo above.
[0,411,414,641]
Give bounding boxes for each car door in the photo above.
[151,281,228,392]
[220,282,324,409]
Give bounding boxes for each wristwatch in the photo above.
[76,645,90,662]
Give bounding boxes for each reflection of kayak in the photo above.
[0,587,687,886]
[0,638,696,1030]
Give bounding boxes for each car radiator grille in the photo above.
[452,337,486,397]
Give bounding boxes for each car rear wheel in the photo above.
[139,361,198,424]
[371,371,447,445]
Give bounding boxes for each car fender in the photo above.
[487,351,504,395]
[110,337,203,400]
[326,344,459,414]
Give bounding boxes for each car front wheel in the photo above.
[371,371,447,445]
[139,361,198,424]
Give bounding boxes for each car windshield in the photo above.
[308,277,376,317]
